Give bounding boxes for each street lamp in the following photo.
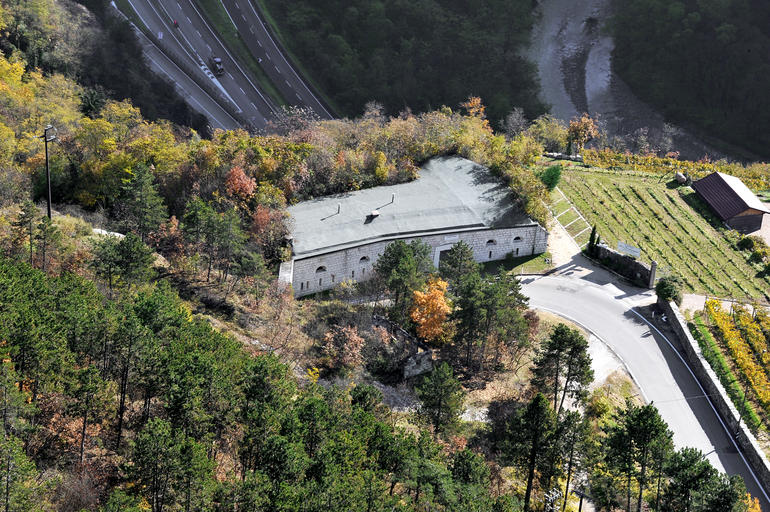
[39,124,57,219]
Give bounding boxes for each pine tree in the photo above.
[117,164,167,242]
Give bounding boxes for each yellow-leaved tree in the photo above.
[411,278,451,343]
[745,494,761,512]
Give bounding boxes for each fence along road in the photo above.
[521,274,770,510]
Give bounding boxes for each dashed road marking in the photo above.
[257,40,262,47]
[206,43,211,51]
[284,79,291,87]
[196,30,201,38]
[249,26,254,34]
[275,65,280,73]
[235,2,240,8]
[239,87,245,95]
[295,93,302,100]
[186,16,191,23]
[241,14,247,21]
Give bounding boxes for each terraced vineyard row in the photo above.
[706,300,770,420]
[558,169,769,298]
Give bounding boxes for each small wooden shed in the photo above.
[692,172,769,233]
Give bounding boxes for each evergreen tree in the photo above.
[438,241,478,289]
[503,393,556,512]
[415,362,464,434]
[34,216,61,272]
[10,201,37,265]
[533,324,594,418]
[117,164,167,242]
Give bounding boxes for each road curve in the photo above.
[520,274,770,509]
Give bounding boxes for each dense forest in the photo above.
[259,0,545,125]
[0,0,764,509]
[611,0,770,157]
[0,0,210,134]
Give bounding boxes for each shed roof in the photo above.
[287,156,534,258]
[692,172,770,220]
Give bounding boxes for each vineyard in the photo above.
[557,168,770,299]
[698,300,770,432]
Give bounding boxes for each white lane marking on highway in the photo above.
[187,16,191,23]
[284,79,291,88]
[186,0,276,113]
[251,102,257,110]
[227,72,234,79]
[144,49,233,129]
[240,0,332,118]
[235,2,239,8]
[630,308,770,504]
[275,65,280,73]
[177,1,181,8]
[206,43,211,51]
[257,40,262,47]
[239,87,245,95]
[249,26,254,34]
[242,14,247,22]
[266,53,271,60]
[295,93,302,100]
[196,30,202,38]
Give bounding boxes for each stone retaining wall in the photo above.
[593,244,656,288]
[659,298,770,493]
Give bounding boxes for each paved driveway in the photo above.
[521,274,770,508]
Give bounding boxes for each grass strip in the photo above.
[193,0,286,106]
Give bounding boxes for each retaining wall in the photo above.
[659,298,770,493]
[593,244,655,288]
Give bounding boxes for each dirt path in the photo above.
[526,0,722,160]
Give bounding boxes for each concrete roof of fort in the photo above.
[287,156,536,258]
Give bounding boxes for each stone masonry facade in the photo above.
[286,224,547,297]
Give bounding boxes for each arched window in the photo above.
[359,256,370,264]
[513,236,522,241]
[315,266,327,273]
[486,239,497,246]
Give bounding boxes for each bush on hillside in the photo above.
[655,275,684,306]
[539,164,562,191]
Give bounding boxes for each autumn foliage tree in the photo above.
[411,278,451,343]
[322,325,365,371]
[567,114,599,154]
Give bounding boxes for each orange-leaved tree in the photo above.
[411,278,451,343]
[567,113,599,153]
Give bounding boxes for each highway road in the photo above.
[219,0,333,119]
[123,0,276,129]
[520,274,770,509]
[126,17,240,131]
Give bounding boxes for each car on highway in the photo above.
[209,56,224,77]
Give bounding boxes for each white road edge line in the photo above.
[527,302,650,403]
[629,308,770,504]
[183,0,276,114]
[113,1,238,128]
[238,0,332,118]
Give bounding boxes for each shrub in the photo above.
[539,164,562,191]
[655,275,683,305]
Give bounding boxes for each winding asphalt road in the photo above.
[521,274,770,509]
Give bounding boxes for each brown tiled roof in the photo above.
[692,172,770,220]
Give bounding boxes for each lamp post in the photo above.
[572,488,592,512]
[39,124,57,219]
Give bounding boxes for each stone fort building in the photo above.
[279,156,548,297]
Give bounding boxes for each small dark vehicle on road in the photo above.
[210,56,224,77]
